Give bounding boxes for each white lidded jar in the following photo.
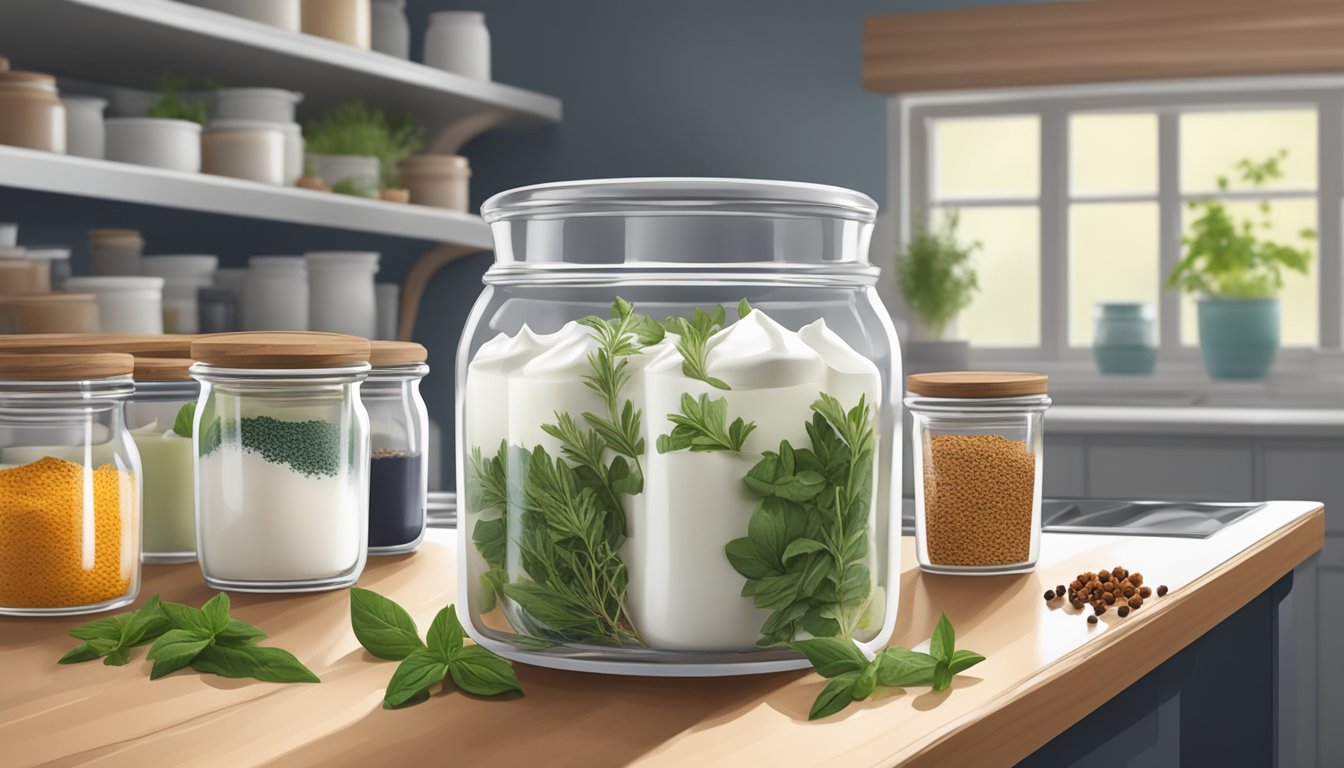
[141,255,218,334]
[423,11,491,80]
[190,332,371,592]
[306,251,378,338]
[61,95,107,159]
[212,88,303,124]
[181,0,301,31]
[459,178,901,676]
[64,276,165,333]
[305,153,379,196]
[244,255,308,331]
[371,0,410,59]
[202,120,286,185]
[105,118,202,173]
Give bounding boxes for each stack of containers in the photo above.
[209,89,304,186]
[63,277,165,333]
[141,255,218,334]
[0,245,50,294]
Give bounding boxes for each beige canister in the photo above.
[0,293,100,333]
[0,247,50,295]
[301,0,372,48]
[0,72,66,153]
[398,154,471,210]
[89,229,145,277]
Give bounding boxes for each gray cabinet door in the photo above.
[1087,436,1254,500]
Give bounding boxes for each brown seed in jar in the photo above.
[921,434,1036,567]
[1128,595,1143,609]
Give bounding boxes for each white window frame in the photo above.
[888,74,1344,376]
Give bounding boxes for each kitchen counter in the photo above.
[0,502,1323,768]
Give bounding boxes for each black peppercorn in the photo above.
[1094,603,1106,616]
[1157,585,1169,597]
[1056,585,1066,596]
[1044,589,1056,601]
[1087,615,1098,625]
[1117,605,1130,618]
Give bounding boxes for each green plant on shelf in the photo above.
[147,73,208,125]
[1166,150,1314,298]
[894,209,980,340]
[304,102,422,189]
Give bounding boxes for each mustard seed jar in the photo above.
[0,353,141,616]
[906,372,1050,576]
[458,178,902,675]
[364,341,430,555]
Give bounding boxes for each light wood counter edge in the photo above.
[888,505,1325,768]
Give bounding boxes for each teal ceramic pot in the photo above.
[1093,302,1157,375]
[1197,297,1279,379]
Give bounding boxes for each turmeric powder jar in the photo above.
[0,352,142,615]
[906,372,1050,576]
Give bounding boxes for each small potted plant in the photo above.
[1166,151,1314,379]
[895,210,979,370]
[304,102,421,199]
[104,75,207,173]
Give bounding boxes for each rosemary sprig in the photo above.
[577,297,647,460]
[656,393,758,455]
[664,305,730,390]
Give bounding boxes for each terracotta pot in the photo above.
[0,72,66,152]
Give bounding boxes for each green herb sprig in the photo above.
[350,588,521,709]
[663,305,730,390]
[656,393,757,455]
[172,402,195,438]
[60,594,319,684]
[467,442,509,611]
[789,614,984,720]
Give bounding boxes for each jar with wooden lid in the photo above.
[0,332,197,358]
[0,352,141,616]
[0,246,50,294]
[88,229,145,277]
[363,340,429,555]
[905,372,1050,575]
[0,71,66,153]
[128,358,200,564]
[189,332,371,592]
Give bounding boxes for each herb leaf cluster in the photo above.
[350,588,521,709]
[726,394,876,645]
[663,305,730,389]
[789,614,984,720]
[895,209,980,340]
[656,393,757,455]
[60,594,319,684]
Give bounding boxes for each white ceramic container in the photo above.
[25,246,72,291]
[305,153,379,196]
[279,123,304,185]
[423,11,490,80]
[0,224,15,247]
[65,276,165,333]
[141,255,218,334]
[243,256,308,330]
[202,120,286,185]
[105,118,202,173]
[375,282,399,339]
[61,95,107,159]
[213,88,303,124]
[371,0,410,59]
[306,251,378,337]
[182,0,301,31]
[398,154,470,210]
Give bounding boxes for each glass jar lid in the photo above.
[190,332,370,370]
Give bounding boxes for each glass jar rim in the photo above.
[0,375,135,400]
[367,362,429,380]
[132,378,200,401]
[483,263,881,287]
[904,393,1052,413]
[189,362,371,383]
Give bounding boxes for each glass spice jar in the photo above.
[363,340,429,555]
[127,358,199,564]
[189,332,371,592]
[906,372,1050,575]
[0,352,141,616]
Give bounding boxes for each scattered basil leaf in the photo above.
[350,587,425,661]
[809,671,859,721]
[172,401,196,438]
[448,645,522,697]
[215,618,267,646]
[103,646,132,667]
[159,600,214,637]
[426,605,465,662]
[67,616,122,643]
[147,628,215,679]
[930,613,955,663]
[949,649,985,676]
[932,660,953,692]
[383,648,449,709]
[737,298,752,319]
[787,637,867,678]
[191,643,320,684]
[201,593,231,635]
[875,647,938,687]
[61,597,171,665]
[852,657,880,700]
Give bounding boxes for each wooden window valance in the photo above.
[863,0,1344,93]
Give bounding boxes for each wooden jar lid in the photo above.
[191,332,371,369]
[0,293,96,305]
[0,333,196,357]
[0,352,133,381]
[134,357,194,382]
[906,371,1048,398]
[370,340,428,367]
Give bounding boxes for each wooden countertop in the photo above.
[0,502,1323,768]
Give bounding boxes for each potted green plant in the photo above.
[1166,151,1314,379]
[304,102,422,198]
[895,210,980,369]
[104,75,208,173]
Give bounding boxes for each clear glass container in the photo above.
[190,332,371,592]
[906,372,1050,576]
[127,359,199,564]
[364,341,429,555]
[458,178,902,675]
[0,353,141,616]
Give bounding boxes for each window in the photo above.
[899,76,1344,363]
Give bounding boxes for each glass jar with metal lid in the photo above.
[458,178,902,675]
[364,340,429,555]
[0,352,141,616]
[128,357,199,564]
[905,372,1050,575]
[189,332,371,592]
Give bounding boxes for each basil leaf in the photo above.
[427,605,465,663]
[191,644,320,684]
[125,596,171,646]
[103,646,132,667]
[932,659,953,692]
[737,298,752,319]
[852,657,879,700]
[350,587,425,661]
[949,649,986,675]
[875,648,939,687]
[787,638,868,679]
[215,618,267,646]
[160,600,213,636]
[68,616,122,643]
[724,538,778,580]
[172,401,196,438]
[58,643,103,665]
[808,671,859,720]
[383,648,449,708]
[448,645,521,697]
[930,613,955,663]
[147,628,214,680]
[201,593,231,635]
[781,538,827,563]
[771,471,827,502]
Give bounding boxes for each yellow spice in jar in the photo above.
[923,434,1035,566]
[0,456,134,608]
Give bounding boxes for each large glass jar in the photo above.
[0,352,140,616]
[189,332,371,592]
[127,358,199,564]
[906,372,1050,576]
[458,178,901,675]
[364,340,429,555]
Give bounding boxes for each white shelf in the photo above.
[0,0,562,129]
[0,145,494,247]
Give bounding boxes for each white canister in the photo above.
[375,282,399,340]
[280,123,304,185]
[215,266,248,322]
[64,276,165,333]
[306,251,378,338]
[25,246,72,291]
[202,120,286,185]
[398,154,471,210]
[88,229,145,276]
[105,118,202,173]
[181,0,301,31]
[62,95,107,159]
[423,11,491,80]
[243,255,308,330]
[305,153,379,196]
[371,0,410,59]
[0,224,15,247]
[213,88,303,124]
[141,255,218,334]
